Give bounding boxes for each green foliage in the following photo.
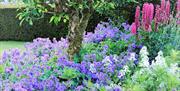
[165,50,180,66]
[18,0,115,25]
[0,8,68,41]
[74,39,129,62]
[124,63,180,91]
[0,65,5,74]
[60,67,80,80]
[139,17,180,61]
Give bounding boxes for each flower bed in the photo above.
[0,0,180,91]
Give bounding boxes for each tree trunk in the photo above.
[67,12,91,61]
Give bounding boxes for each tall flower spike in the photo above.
[149,3,154,22]
[166,0,171,17]
[161,0,166,10]
[155,5,161,31]
[131,22,137,35]
[142,3,148,24]
[177,0,180,13]
[142,3,154,31]
[135,6,140,28]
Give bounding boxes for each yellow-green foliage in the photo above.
[165,50,180,65]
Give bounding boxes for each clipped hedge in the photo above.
[0,8,105,41]
[0,8,68,41]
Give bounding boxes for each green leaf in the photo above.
[0,65,4,74]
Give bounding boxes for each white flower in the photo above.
[129,52,136,61]
[139,56,150,67]
[139,46,149,56]
[153,51,167,67]
[113,54,119,62]
[89,64,96,73]
[139,46,150,68]
[169,63,179,74]
[123,65,130,73]
[102,56,112,66]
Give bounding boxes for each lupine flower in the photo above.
[161,0,166,10]
[131,22,137,35]
[166,0,171,17]
[155,5,161,31]
[177,0,180,23]
[135,6,140,28]
[142,3,154,31]
[177,0,180,13]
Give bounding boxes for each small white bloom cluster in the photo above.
[105,83,121,90]
[169,63,179,75]
[102,56,113,67]
[151,51,167,67]
[118,65,130,78]
[113,54,119,62]
[129,52,136,61]
[89,63,97,73]
[139,46,150,67]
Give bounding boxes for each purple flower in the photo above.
[5,67,14,73]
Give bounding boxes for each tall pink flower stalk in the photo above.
[131,22,137,35]
[135,6,140,28]
[177,0,180,12]
[142,3,154,31]
[161,0,166,10]
[155,5,161,31]
[177,0,180,25]
[166,0,170,17]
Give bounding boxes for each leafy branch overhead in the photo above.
[18,0,115,25]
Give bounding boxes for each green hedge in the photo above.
[0,8,105,41]
[0,8,68,41]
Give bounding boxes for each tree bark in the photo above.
[67,11,91,61]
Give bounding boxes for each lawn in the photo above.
[0,41,25,55]
[0,3,24,8]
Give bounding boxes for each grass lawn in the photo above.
[0,3,24,8]
[0,41,25,56]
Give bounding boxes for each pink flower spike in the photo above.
[148,25,152,32]
[131,23,137,35]
[161,0,166,10]
[166,0,171,17]
[177,0,180,13]
[142,3,149,24]
[135,6,140,27]
[149,3,154,22]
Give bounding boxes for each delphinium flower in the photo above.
[151,51,167,67]
[139,46,150,67]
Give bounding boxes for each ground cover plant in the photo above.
[0,0,180,91]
